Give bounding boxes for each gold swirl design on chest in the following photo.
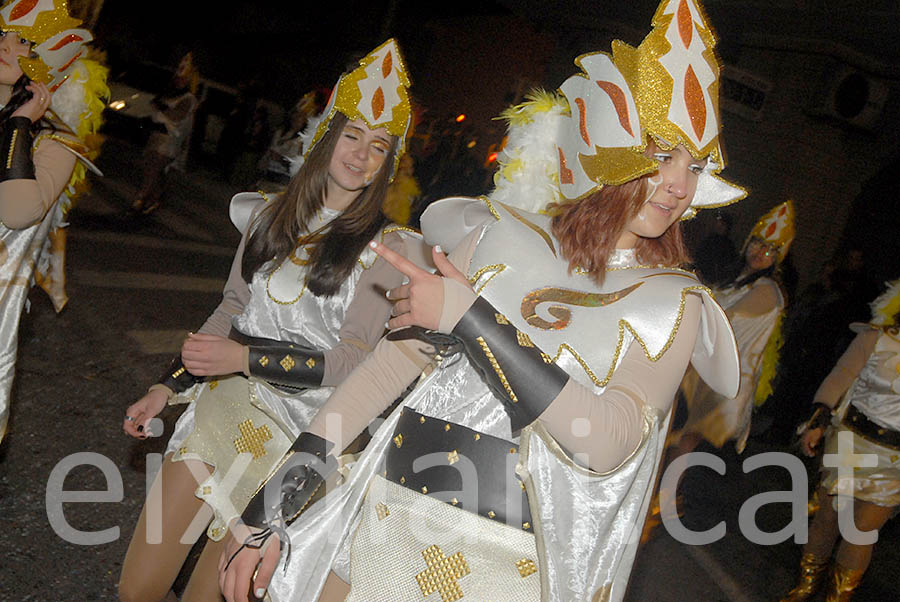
[521,282,643,330]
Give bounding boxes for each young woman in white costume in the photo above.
[220,2,747,601]
[781,280,900,601]
[676,201,793,455]
[118,39,417,602]
[0,0,106,443]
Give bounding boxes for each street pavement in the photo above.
[0,136,896,601]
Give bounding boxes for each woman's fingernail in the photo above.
[385,290,391,299]
[434,244,442,253]
[369,241,377,249]
[137,425,144,432]
[385,321,390,329]
[255,588,266,599]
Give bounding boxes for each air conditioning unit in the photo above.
[809,66,889,130]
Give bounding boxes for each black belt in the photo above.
[843,404,900,451]
[385,408,533,533]
[228,327,308,393]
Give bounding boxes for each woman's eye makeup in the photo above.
[653,153,671,163]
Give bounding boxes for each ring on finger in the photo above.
[124,415,136,422]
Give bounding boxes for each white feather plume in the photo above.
[487,91,568,214]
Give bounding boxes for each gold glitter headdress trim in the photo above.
[554,0,745,211]
[306,38,412,178]
[748,200,795,262]
[0,0,92,91]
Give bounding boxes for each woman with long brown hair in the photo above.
[219,2,748,601]
[119,39,416,602]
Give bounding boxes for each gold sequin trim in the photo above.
[476,336,517,403]
[487,510,496,519]
[495,313,510,325]
[419,416,426,423]
[447,450,459,465]
[522,520,530,529]
[6,129,18,169]
[393,433,403,448]
[468,264,507,295]
[305,357,316,369]
[480,195,502,221]
[444,423,451,432]
[474,434,481,441]
[416,545,470,602]
[258,355,269,367]
[280,355,296,372]
[421,485,428,494]
[498,201,557,257]
[516,558,537,578]
[202,486,212,495]
[208,380,218,390]
[516,330,534,348]
[265,268,306,305]
[234,419,273,460]
[172,367,185,378]
[376,502,390,520]
[450,497,459,505]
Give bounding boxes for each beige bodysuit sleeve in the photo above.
[812,328,878,409]
[538,293,701,472]
[305,228,482,447]
[0,136,77,229]
[320,230,408,386]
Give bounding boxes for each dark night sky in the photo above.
[95,0,515,107]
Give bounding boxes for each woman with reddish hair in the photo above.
[220,2,747,601]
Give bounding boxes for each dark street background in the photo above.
[0,130,896,600]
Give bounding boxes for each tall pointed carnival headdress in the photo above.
[304,38,412,179]
[747,200,795,263]
[490,0,745,215]
[0,0,92,92]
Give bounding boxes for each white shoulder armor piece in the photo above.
[691,291,740,398]
[229,192,267,234]
[420,196,495,253]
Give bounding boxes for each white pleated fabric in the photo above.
[0,200,65,443]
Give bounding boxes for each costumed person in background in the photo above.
[643,201,793,540]
[381,152,420,226]
[0,0,107,443]
[780,279,900,602]
[675,200,793,453]
[219,2,745,601]
[256,90,324,192]
[130,51,199,216]
[119,39,417,602]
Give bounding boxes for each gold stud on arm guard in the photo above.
[158,356,202,395]
[0,117,35,182]
[451,296,569,431]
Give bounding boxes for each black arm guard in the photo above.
[805,402,833,432]
[230,327,326,388]
[0,116,35,182]
[451,296,568,431]
[247,343,324,388]
[158,356,202,394]
[241,432,338,528]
